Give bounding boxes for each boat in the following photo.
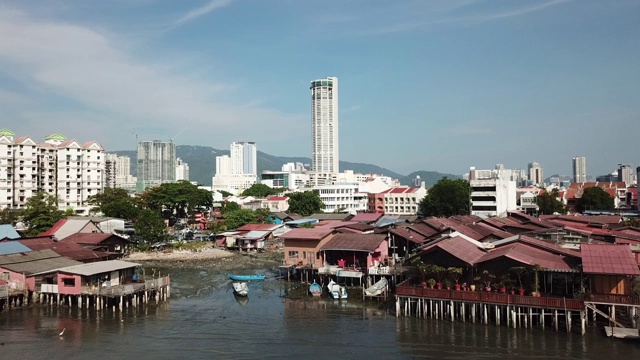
[327,279,347,299]
[604,326,640,340]
[234,293,249,306]
[364,278,388,297]
[228,273,265,281]
[232,281,249,296]
[309,281,322,297]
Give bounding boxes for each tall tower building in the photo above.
[618,164,633,185]
[175,158,190,181]
[527,161,544,186]
[136,140,176,192]
[230,142,257,176]
[310,77,339,174]
[572,156,587,183]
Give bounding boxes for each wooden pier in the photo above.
[395,279,640,336]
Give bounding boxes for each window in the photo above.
[288,251,299,259]
[63,278,76,287]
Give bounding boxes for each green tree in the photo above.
[535,189,566,215]
[241,184,281,198]
[418,177,470,217]
[134,209,169,244]
[140,181,213,219]
[255,208,272,223]
[19,192,65,236]
[577,187,615,213]
[287,191,324,216]
[217,190,233,198]
[224,209,257,230]
[0,207,19,226]
[88,187,139,219]
[221,201,241,215]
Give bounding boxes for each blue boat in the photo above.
[309,281,322,297]
[228,273,265,281]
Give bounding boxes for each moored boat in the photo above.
[364,278,388,296]
[228,273,266,281]
[327,279,347,299]
[309,281,322,297]
[232,281,249,296]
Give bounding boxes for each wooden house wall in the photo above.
[592,275,631,295]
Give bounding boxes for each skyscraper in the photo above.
[136,140,176,192]
[618,164,633,185]
[230,141,257,176]
[212,142,258,193]
[310,77,339,174]
[527,161,544,186]
[572,156,587,183]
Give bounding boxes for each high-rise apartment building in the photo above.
[136,140,176,192]
[572,156,587,183]
[212,142,258,194]
[230,142,257,176]
[105,153,117,188]
[527,161,544,186]
[310,77,339,174]
[0,129,105,214]
[175,157,190,181]
[618,164,633,185]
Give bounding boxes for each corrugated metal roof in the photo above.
[581,244,640,275]
[279,228,333,240]
[57,260,140,276]
[0,242,32,255]
[350,213,383,223]
[320,233,386,252]
[419,236,487,265]
[0,249,82,275]
[241,230,270,239]
[0,224,20,240]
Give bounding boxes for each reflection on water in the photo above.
[1,265,639,360]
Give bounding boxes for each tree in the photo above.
[88,187,139,219]
[418,177,470,217]
[241,184,281,198]
[140,181,213,219]
[224,209,257,230]
[221,201,241,215]
[0,207,18,226]
[19,192,65,236]
[134,209,169,244]
[287,191,324,216]
[535,189,566,215]
[255,208,272,224]
[577,187,615,213]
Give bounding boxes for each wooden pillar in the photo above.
[450,300,454,322]
[472,304,476,323]
[511,307,517,329]
[567,310,572,333]
[528,308,533,329]
[611,305,616,326]
[496,305,500,326]
[580,310,586,336]
[395,297,400,317]
[540,309,545,328]
[631,307,637,329]
[554,310,558,331]
[461,303,466,323]
[523,308,528,329]
[483,305,488,325]
[592,306,596,324]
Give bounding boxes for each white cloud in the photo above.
[173,0,233,27]
[0,5,305,150]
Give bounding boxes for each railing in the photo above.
[368,266,391,275]
[396,282,584,310]
[588,294,640,305]
[0,285,7,298]
[41,284,59,294]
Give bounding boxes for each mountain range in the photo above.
[112,145,460,187]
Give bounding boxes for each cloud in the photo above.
[0,5,305,150]
[173,0,233,27]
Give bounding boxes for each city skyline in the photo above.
[0,1,639,177]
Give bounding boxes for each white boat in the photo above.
[364,278,388,296]
[327,279,347,299]
[232,281,249,296]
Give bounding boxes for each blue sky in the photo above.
[0,0,639,178]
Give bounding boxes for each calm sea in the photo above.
[1,264,639,360]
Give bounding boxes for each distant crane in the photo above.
[170,126,187,144]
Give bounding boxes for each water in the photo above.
[1,264,639,360]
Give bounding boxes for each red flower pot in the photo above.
[454,284,461,291]
[518,288,525,296]
[436,283,442,290]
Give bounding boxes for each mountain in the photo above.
[112,145,460,187]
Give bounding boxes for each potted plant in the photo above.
[447,267,463,291]
[478,270,495,292]
[531,264,542,297]
[427,278,436,289]
[470,284,476,292]
[510,266,527,296]
[444,279,452,290]
[410,256,429,287]
[499,275,510,294]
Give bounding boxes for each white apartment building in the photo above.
[311,77,339,174]
[528,161,544,186]
[618,164,633,186]
[380,185,427,216]
[136,140,176,192]
[469,168,517,218]
[176,157,190,181]
[0,130,105,214]
[112,155,137,193]
[316,182,367,214]
[572,156,587,183]
[212,142,258,194]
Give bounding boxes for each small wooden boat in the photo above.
[228,273,265,281]
[309,281,322,297]
[604,326,640,340]
[232,281,249,296]
[364,278,388,296]
[327,280,347,299]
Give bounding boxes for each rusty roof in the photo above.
[279,227,333,240]
[581,244,640,275]
[419,236,487,265]
[319,233,387,252]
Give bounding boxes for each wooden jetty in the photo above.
[604,326,640,339]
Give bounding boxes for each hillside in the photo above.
[111,145,460,186]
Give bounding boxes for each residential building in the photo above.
[261,163,310,191]
[0,129,38,209]
[372,183,428,216]
[105,153,117,188]
[572,156,587,183]
[618,164,633,186]
[111,154,137,193]
[469,168,517,218]
[316,182,367,214]
[263,196,289,212]
[136,140,176,192]
[528,161,544,186]
[175,157,190,181]
[212,142,258,194]
[310,77,339,174]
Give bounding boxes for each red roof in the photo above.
[279,228,333,240]
[39,219,68,237]
[420,236,487,265]
[477,242,576,271]
[317,221,361,230]
[350,213,383,223]
[266,196,288,201]
[62,233,121,245]
[581,244,640,275]
[17,238,113,262]
[235,224,279,232]
[389,227,428,244]
[319,233,386,252]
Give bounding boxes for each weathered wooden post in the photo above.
[580,310,586,335]
[554,309,558,331]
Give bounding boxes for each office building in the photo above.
[527,161,544,186]
[310,77,339,174]
[618,164,633,185]
[572,156,587,183]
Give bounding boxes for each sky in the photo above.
[0,0,639,178]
